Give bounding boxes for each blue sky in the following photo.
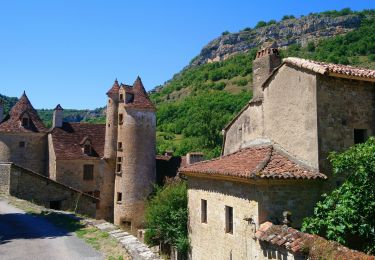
[1,1,374,109]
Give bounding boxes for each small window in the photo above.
[118,142,123,151]
[83,144,91,155]
[50,200,62,210]
[119,93,124,101]
[83,164,94,180]
[201,199,207,223]
[93,190,100,198]
[116,157,122,173]
[22,116,30,127]
[19,141,25,148]
[117,192,122,202]
[354,129,367,144]
[225,206,233,234]
[119,114,123,125]
[125,93,134,104]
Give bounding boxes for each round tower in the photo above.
[114,77,156,231]
[104,79,120,159]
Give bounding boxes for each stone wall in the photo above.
[187,176,324,260]
[53,158,114,221]
[263,65,319,169]
[316,76,375,177]
[114,108,156,230]
[0,132,48,175]
[0,162,97,217]
[224,65,319,170]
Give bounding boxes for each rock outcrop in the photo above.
[190,14,363,67]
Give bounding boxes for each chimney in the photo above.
[53,104,64,128]
[186,152,204,165]
[0,99,3,123]
[252,42,282,100]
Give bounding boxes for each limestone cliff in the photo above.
[190,14,363,67]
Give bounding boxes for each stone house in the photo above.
[180,47,375,259]
[0,77,156,229]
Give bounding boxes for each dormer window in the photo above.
[125,93,134,104]
[81,139,92,155]
[21,114,30,128]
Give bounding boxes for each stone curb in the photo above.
[86,220,162,260]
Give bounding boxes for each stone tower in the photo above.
[104,79,120,159]
[52,104,64,128]
[113,76,156,231]
[252,43,282,99]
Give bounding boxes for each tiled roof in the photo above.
[284,57,375,81]
[122,77,156,111]
[0,92,48,133]
[106,79,120,95]
[255,222,375,259]
[50,122,105,160]
[179,145,327,180]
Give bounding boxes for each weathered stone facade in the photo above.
[187,177,323,260]
[182,47,375,259]
[0,77,156,225]
[0,162,97,217]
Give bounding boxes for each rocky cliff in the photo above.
[190,14,363,67]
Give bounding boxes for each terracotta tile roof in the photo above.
[106,79,120,95]
[179,145,327,180]
[0,92,48,133]
[255,222,375,259]
[284,57,375,81]
[50,122,105,160]
[122,77,156,111]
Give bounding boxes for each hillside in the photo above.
[1,8,375,158]
[151,8,375,158]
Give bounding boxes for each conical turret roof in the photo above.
[106,79,120,95]
[123,76,155,111]
[0,92,48,133]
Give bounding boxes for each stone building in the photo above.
[180,46,375,259]
[0,77,156,227]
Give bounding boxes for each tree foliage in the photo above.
[302,137,375,254]
[144,181,188,253]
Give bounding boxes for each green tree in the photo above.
[255,21,267,29]
[144,181,189,253]
[302,137,375,254]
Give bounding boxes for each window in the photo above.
[225,206,233,234]
[116,157,122,173]
[50,200,62,210]
[83,164,94,180]
[19,141,25,148]
[117,192,122,202]
[354,129,367,144]
[93,190,100,198]
[125,93,134,104]
[118,142,123,151]
[119,93,124,101]
[83,144,91,155]
[201,199,207,223]
[21,116,30,127]
[119,114,123,125]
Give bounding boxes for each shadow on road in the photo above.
[0,211,85,245]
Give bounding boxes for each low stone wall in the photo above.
[0,162,98,217]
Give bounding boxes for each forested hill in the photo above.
[151,8,375,158]
[1,9,375,158]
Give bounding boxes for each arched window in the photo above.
[83,139,92,155]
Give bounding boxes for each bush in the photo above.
[222,31,230,36]
[302,138,375,254]
[235,78,248,86]
[255,21,267,29]
[144,181,189,253]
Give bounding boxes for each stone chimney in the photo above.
[186,152,204,165]
[53,104,64,128]
[0,99,3,123]
[252,42,282,100]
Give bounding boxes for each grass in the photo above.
[0,193,131,260]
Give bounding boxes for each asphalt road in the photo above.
[0,198,103,260]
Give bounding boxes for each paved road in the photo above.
[0,198,103,260]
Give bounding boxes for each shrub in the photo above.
[222,31,230,36]
[235,78,248,86]
[144,181,189,253]
[255,21,267,29]
[302,138,375,254]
